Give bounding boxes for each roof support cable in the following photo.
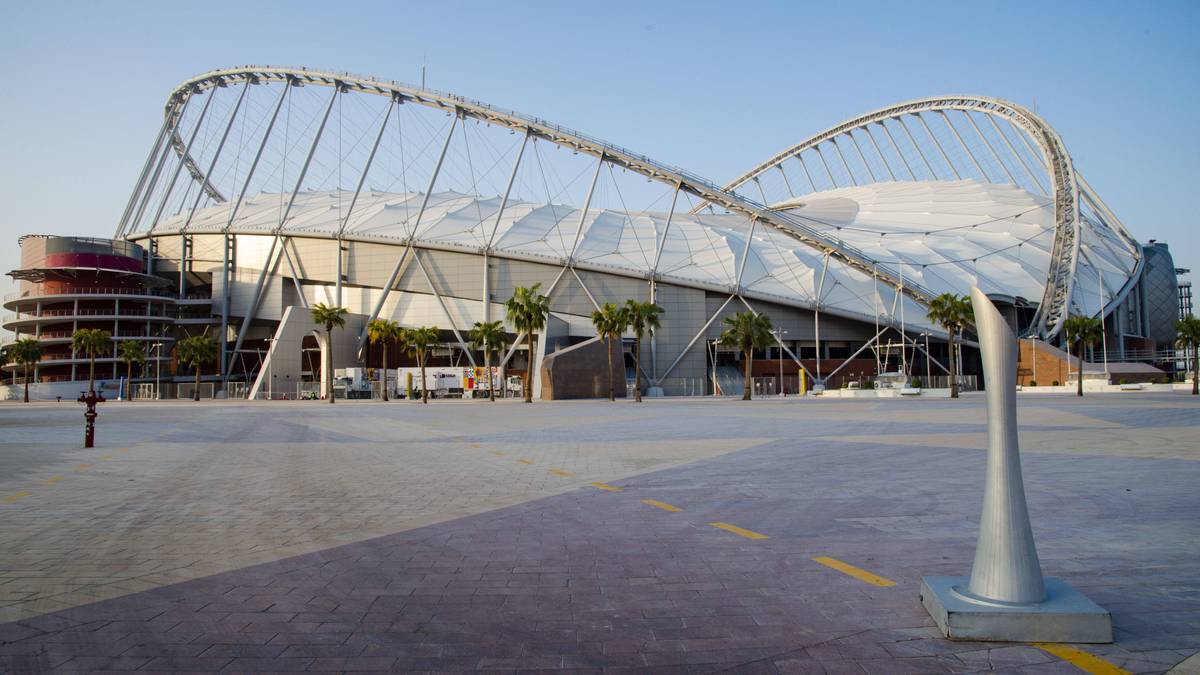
[814,145,839,189]
[877,120,917,181]
[358,113,458,351]
[915,113,961,180]
[335,96,396,306]
[485,128,531,251]
[115,99,180,238]
[222,80,291,233]
[650,181,682,281]
[753,177,769,204]
[986,114,1045,195]
[147,89,216,233]
[775,164,796,198]
[830,138,858,186]
[847,130,880,183]
[939,110,987,181]
[964,111,1017,185]
[796,154,818,193]
[863,124,897,181]
[275,84,341,234]
[897,115,937,180]
[128,127,180,237]
[231,84,342,374]
[566,153,605,264]
[181,80,251,235]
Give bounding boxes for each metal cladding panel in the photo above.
[1139,244,1180,349]
[420,249,485,302]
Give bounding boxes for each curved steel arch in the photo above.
[134,65,936,307]
[163,86,228,204]
[696,95,1099,338]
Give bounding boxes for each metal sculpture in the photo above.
[920,287,1112,642]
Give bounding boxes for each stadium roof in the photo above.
[150,181,1095,333]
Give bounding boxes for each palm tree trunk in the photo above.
[379,341,388,398]
[1077,342,1084,397]
[420,353,428,404]
[524,333,536,403]
[486,351,495,402]
[606,336,615,402]
[634,335,643,403]
[193,365,201,402]
[1192,344,1198,395]
[743,347,752,401]
[327,328,335,404]
[949,329,959,399]
[89,354,96,394]
[24,363,30,403]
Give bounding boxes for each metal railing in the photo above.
[5,308,173,321]
[4,287,176,302]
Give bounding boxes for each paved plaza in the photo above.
[0,393,1197,673]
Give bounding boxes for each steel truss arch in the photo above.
[134,65,936,308]
[701,95,1142,339]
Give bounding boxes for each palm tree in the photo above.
[10,338,42,403]
[468,320,507,402]
[1063,314,1104,397]
[625,300,663,403]
[403,326,439,404]
[718,311,775,401]
[591,303,630,401]
[926,293,973,398]
[71,328,113,394]
[1177,316,1200,396]
[118,341,146,401]
[311,303,348,404]
[504,283,551,403]
[176,334,216,402]
[367,318,402,401]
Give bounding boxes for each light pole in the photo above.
[150,342,163,400]
[772,328,788,395]
[921,332,931,383]
[1028,336,1039,384]
[267,337,277,401]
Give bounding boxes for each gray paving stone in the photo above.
[0,396,1197,672]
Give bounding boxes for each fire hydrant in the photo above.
[78,390,105,448]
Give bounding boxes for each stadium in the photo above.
[2,66,1187,400]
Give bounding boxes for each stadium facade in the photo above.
[2,66,1186,400]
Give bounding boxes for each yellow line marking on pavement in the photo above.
[100,455,113,461]
[3,492,32,504]
[517,458,534,465]
[73,464,90,472]
[549,469,574,477]
[42,476,64,486]
[1034,644,1129,675]
[471,443,481,448]
[642,499,681,512]
[811,556,896,587]
[119,448,129,453]
[591,482,623,492]
[710,522,769,540]
[490,450,505,456]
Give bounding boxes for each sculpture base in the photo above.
[920,576,1112,643]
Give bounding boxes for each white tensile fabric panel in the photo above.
[150,177,1141,335]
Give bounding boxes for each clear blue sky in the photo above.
[2,0,1197,305]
